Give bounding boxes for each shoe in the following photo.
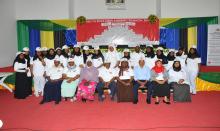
[155,101,159,104]
[82,98,87,103]
[65,98,68,101]
[39,100,45,105]
[163,100,171,105]
[98,97,104,102]
[55,101,59,104]
[133,99,138,104]
[146,99,151,104]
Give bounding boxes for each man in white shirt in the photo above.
[96,60,117,101]
[130,45,145,68]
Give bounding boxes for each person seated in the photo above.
[96,59,117,101]
[133,57,152,104]
[61,58,80,102]
[168,60,191,102]
[40,58,64,105]
[151,59,170,105]
[76,58,99,102]
[116,58,134,102]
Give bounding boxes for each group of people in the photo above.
[13,43,201,105]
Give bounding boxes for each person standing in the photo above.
[130,45,145,68]
[31,47,46,97]
[105,44,120,69]
[13,52,29,99]
[91,46,104,68]
[186,45,201,95]
[72,44,84,68]
[23,47,33,96]
[145,45,157,69]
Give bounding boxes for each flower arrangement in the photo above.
[148,14,159,24]
[76,16,86,25]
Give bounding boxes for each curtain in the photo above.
[197,24,208,65]
[17,21,29,51]
[179,28,188,52]
[54,30,66,48]
[40,31,54,49]
[65,30,77,46]
[29,29,40,56]
[187,26,197,50]
[160,28,179,49]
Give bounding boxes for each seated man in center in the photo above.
[133,57,152,104]
[96,59,117,101]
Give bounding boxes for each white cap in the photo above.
[16,51,21,56]
[23,47,29,52]
[56,47,62,51]
[108,43,116,48]
[54,57,60,62]
[191,45,197,49]
[86,57,92,62]
[169,49,175,52]
[74,44,80,48]
[68,58,74,62]
[62,45,69,50]
[35,47,42,51]
[42,47,48,51]
[83,46,89,51]
[146,45,153,48]
[123,48,130,53]
[94,46,100,50]
[156,47,164,51]
[120,58,128,62]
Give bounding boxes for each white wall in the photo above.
[73,0,157,19]
[161,0,220,18]
[15,0,70,19]
[0,0,17,67]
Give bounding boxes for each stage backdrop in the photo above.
[77,19,159,47]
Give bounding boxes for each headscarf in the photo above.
[152,60,165,73]
[172,61,181,72]
[145,46,155,58]
[46,48,56,60]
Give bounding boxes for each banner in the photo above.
[77,19,159,47]
[207,24,220,66]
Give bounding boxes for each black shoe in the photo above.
[98,97,104,102]
[155,101,159,104]
[133,99,138,104]
[110,96,115,101]
[82,98,87,103]
[39,100,45,105]
[146,99,151,104]
[65,97,68,101]
[163,100,171,105]
[55,101,59,104]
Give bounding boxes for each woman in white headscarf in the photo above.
[61,58,80,102]
[104,44,120,68]
[186,45,201,95]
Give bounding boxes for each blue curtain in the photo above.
[160,28,179,49]
[29,29,40,56]
[65,30,76,46]
[197,24,208,65]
